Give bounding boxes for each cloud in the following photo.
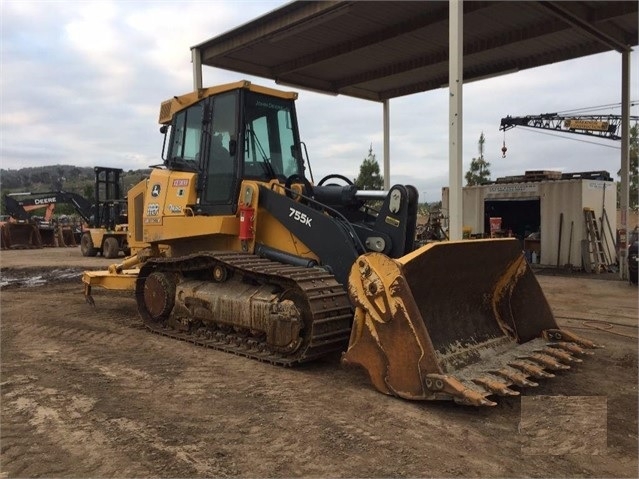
[0,0,637,206]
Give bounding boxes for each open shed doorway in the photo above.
[484,198,540,242]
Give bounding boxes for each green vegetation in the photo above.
[617,124,638,209]
[354,145,384,190]
[465,132,491,186]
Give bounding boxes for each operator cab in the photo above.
[161,82,306,215]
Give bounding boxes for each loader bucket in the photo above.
[60,226,77,246]
[0,224,9,249]
[342,238,597,406]
[4,223,42,249]
[38,227,57,247]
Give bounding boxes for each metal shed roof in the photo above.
[193,0,638,102]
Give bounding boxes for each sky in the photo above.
[1,0,638,203]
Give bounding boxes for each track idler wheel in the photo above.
[141,272,176,322]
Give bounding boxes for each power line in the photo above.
[515,127,621,149]
[557,101,639,116]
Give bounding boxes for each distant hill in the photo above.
[0,165,151,216]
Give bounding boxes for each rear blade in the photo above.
[342,239,597,406]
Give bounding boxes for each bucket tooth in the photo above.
[540,347,582,363]
[549,341,594,356]
[526,353,570,371]
[425,374,496,407]
[492,368,538,387]
[454,395,497,407]
[543,329,601,349]
[509,360,555,379]
[472,376,520,396]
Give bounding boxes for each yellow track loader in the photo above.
[83,80,597,406]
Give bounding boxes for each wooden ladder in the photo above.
[583,208,609,273]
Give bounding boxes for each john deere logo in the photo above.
[151,184,161,197]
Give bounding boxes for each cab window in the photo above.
[169,103,203,167]
[204,92,238,206]
[243,92,303,180]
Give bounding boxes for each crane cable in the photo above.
[502,129,507,158]
[556,100,639,116]
[514,127,624,149]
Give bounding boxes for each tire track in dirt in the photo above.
[2,276,637,478]
[1,375,152,478]
[2,284,282,477]
[1,286,205,476]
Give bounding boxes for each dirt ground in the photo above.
[1,247,637,478]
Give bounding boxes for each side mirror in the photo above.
[159,125,168,134]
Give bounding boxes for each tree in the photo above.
[617,124,638,209]
[83,184,94,201]
[354,145,384,190]
[465,132,491,186]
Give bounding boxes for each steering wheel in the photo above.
[317,174,354,186]
[284,174,314,200]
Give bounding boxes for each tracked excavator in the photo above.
[83,80,597,406]
[3,170,129,256]
[3,191,90,248]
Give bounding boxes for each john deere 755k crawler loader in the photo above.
[83,81,597,406]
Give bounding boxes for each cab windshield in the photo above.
[243,92,303,180]
[167,102,203,170]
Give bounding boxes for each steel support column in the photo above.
[383,99,390,190]
[619,49,631,280]
[192,48,203,90]
[448,0,463,240]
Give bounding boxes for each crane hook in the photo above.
[501,140,507,158]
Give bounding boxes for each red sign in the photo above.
[172,179,189,187]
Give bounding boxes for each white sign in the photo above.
[486,183,539,196]
[587,181,607,190]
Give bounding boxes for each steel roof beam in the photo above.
[536,1,631,52]
[195,2,351,60]
[331,15,589,93]
[378,40,605,100]
[271,5,452,76]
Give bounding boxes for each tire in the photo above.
[103,236,120,259]
[80,232,98,257]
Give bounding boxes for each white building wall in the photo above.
[441,180,617,269]
[539,180,582,267]
[580,180,617,267]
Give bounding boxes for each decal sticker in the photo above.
[167,204,182,213]
[151,184,161,197]
[34,197,57,205]
[172,179,189,187]
[289,207,312,227]
[147,203,160,216]
[384,216,400,227]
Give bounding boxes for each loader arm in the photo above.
[258,182,419,285]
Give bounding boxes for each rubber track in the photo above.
[135,251,354,366]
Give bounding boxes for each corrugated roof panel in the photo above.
[196,1,637,101]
